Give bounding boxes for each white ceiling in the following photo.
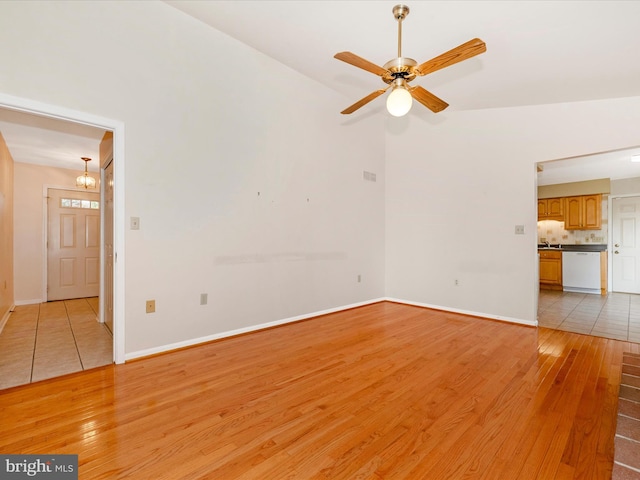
[2,1,640,184]
[0,108,104,173]
[165,1,640,112]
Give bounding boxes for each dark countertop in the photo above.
[538,244,607,252]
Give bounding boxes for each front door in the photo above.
[47,188,100,301]
[612,196,640,293]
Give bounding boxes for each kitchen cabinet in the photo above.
[564,194,602,230]
[539,250,562,290]
[537,197,564,220]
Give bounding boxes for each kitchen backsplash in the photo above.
[537,196,608,245]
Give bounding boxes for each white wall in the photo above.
[0,1,386,356]
[386,97,640,324]
[612,177,640,196]
[7,1,639,358]
[13,163,95,304]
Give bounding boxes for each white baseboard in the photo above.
[125,296,536,362]
[384,297,538,327]
[125,297,387,361]
[14,299,44,306]
[0,305,16,335]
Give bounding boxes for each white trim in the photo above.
[0,305,14,335]
[14,299,42,306]
[125,296,537,361]
[0,92,126,364]
[125,298,387,361]
[385,297,538,327]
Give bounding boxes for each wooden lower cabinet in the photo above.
[539,250,562,290]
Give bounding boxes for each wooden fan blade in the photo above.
[334,52,388,77]
[340,88,388,114]
[415,38,486,76]
[409,85,449,113]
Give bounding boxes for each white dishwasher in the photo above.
[562,251,601,294]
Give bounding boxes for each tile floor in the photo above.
[538,289,640,342]
[0,298,112,390]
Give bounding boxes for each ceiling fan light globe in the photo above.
[387,87,412,117]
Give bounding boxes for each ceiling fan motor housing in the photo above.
[382,57,417,84]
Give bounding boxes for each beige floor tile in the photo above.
[0,367,32,389]
[557,324,594,335]
[566,313,599,323]
[0,297,112,389]
[537,290,640,342]
[31,358,82,383]
[0,347,32,362]
[593,325,629,335]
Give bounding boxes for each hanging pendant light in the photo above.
[76,157,97,189]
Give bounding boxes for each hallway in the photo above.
[0,298,112,389]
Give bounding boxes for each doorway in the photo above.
[611,196,640,294]
[0,92,125,364]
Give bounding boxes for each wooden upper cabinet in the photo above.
[582,194,602,229]
[538,198,564,221]
[564,194,602,230]
[537,199,547,219]
[547,198,564,219]
[564,196,583,229]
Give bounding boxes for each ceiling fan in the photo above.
[334,4,486,116]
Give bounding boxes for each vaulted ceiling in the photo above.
[2,1,640,184]
[166,1,640,113]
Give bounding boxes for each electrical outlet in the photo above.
[200,293,208,305]
[455,279,459,286]
[146,300,155,313]
[515,224,525,235]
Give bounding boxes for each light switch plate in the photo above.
[515,224,525,235]
[130,217,140,230]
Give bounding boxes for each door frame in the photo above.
[609,193,640,294]
[0,92,126,364]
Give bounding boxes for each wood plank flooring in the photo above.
[0,301,634,479]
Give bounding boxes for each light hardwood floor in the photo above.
[0,301,633,479]
[1,291,630,391]
[0,298,112,389]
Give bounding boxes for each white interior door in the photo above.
[47,188,100,301]
[612,196,640,293]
